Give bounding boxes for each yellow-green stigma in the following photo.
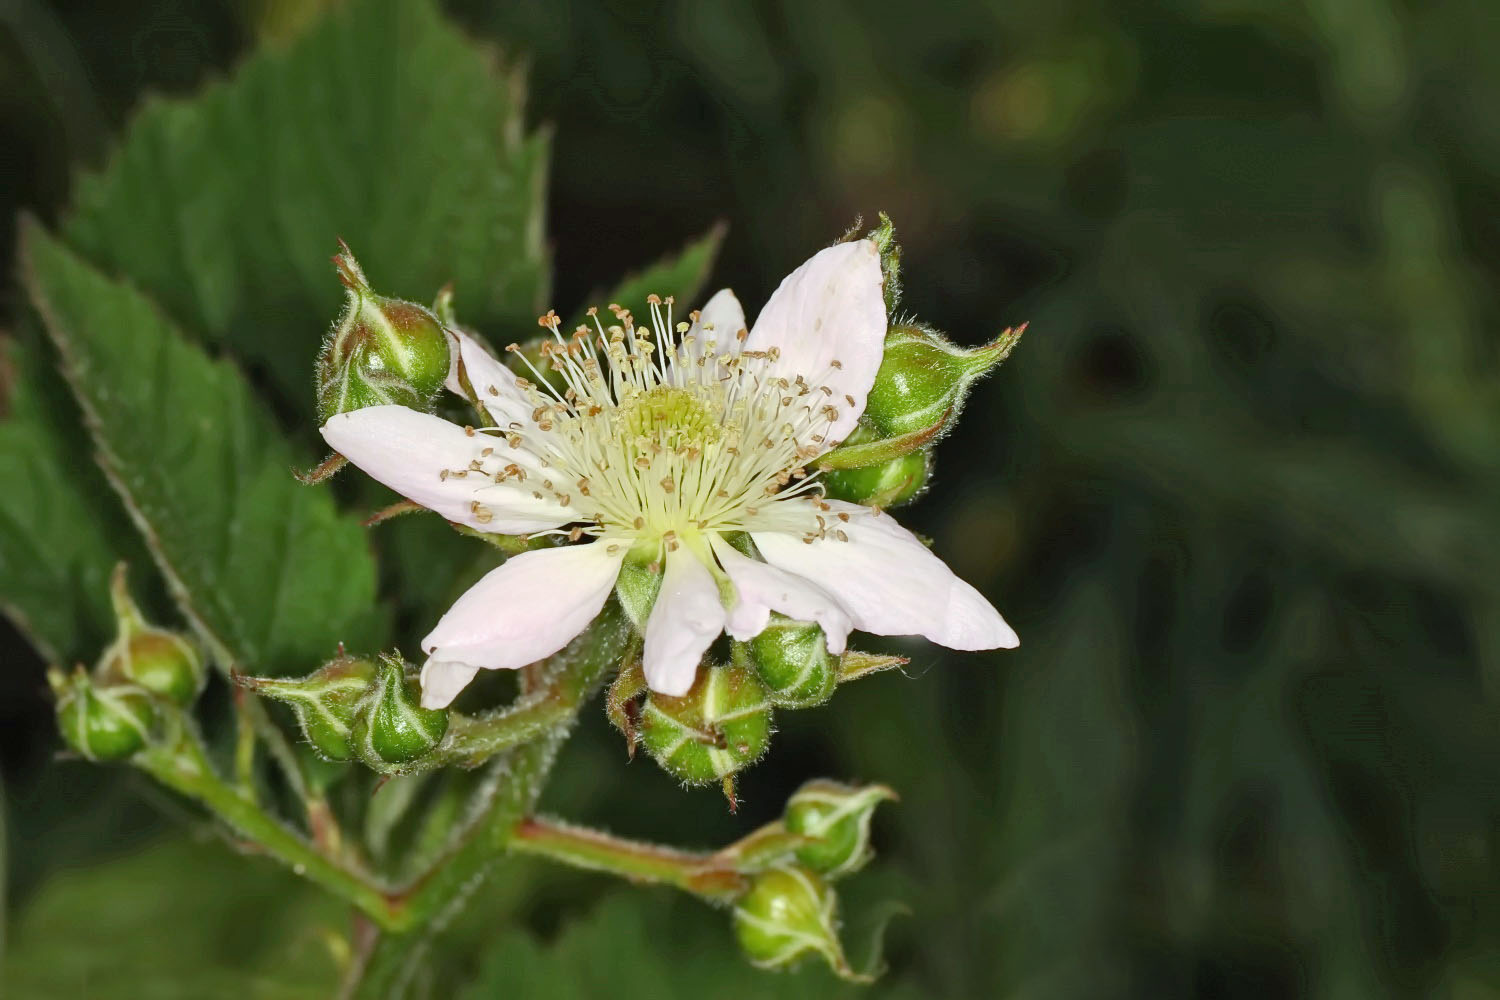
[621,386,722,451]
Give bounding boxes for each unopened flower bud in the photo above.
[96,565,204,705]
[734,866,864,980]
[49,667,157,762]
[862,322,1022,439]
[819,446,930,509]
[316,245,451,422]
[640,664,773,785]
[351,655,449,769]
[239,656,378,762]
[784,780,896,878]
[744,620,838,709]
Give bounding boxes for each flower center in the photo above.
[485,297,841,552]
[620,386,721,451]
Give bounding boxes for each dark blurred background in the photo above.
[3,1,1499,997]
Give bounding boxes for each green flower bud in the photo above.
[744,620,838,709]
[819,445,930,509]
[96,564,204,705]
[862,322,1023,439]
[49,667,157,762]
[350,655,449,770]
[734,866,866,980]
[239,656,378,762]
[640,665,773,785]
[784,780,896,878]
[316,244,451,422]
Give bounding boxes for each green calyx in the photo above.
[742,620,839,709]
[784,779,896,879]
[862,322,1023,440]
[239,655,378,762]
[315,244,451,422]
[49,667,158,762]
[733,865,868,981]
[96,564,204,705]
[820,446,930,509]
[350,655,449,770]
[640,665,773,785]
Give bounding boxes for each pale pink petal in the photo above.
[691,288,748,355]
[422,543,627,674]
[710,535,851,654]
[443,326,534,428]
[669,288,747,381]
[418,659,482,710]
[743,239,886,445]
[321,406,569,533]
[752,500,1017,651]
[642,547,726,696]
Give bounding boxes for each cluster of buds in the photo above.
[49,565,204,760]
[817,216,1023,510]
[239,653,448,773]
[727,780,896,979]
[314,244,451,423]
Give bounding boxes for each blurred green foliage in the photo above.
[2,0,1498,998]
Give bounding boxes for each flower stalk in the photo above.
[133,729,399,928]
[508,818,750,903]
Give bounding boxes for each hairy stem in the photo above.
[508,817,748,903]
[346,603,634,998]
[429,694,572,765]
[137,732,398,928]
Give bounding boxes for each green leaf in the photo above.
[0,334,142,664]
[62,0,549,417]
[3,834,343,998]
[567,223,727,330]
[22,221,379,674]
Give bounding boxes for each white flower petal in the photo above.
[418,658,482,710]
[743,239,886,445]
[710,535,851,654]
[691,287,748,355]
[752,500,1017,651]
[670,288,747,381]
[321,405,569,533]
[443,327,534,428]
[422,542,627,670]
[642,547,726,696]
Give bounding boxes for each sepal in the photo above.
[315,243,451,422]
[838,649,909,683]
[614,553,664,632]
[868,212,902,315]
[237,655,378,762]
